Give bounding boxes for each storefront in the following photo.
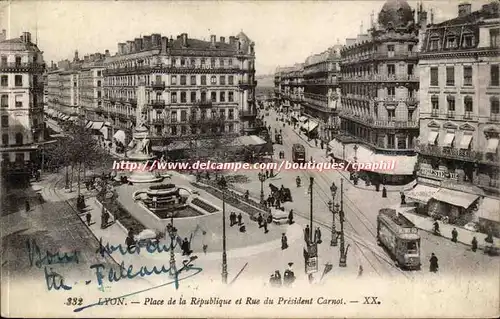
[301,120,319,139]
[405,183,440,215]
[427,187,479,224]
[476,197,500,237]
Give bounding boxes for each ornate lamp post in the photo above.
[166,215,177,278]
[328,200,340,247]
[353,144,358,163]
[258,170,266,203]
[217,176,228,284]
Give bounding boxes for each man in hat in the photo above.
[283,263,296,286]
[257,213,263,228]
[288,209,294,225]
[281,233,288,250]
[451,228,458,243]
[471,236,478,252]
[400,191,406,205]
[314,227,322,244]
[429,253,439,272]
[263,218,269,234]
[237,213,243,226]
[304,225,311,243]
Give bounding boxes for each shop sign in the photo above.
[306,257,318,274]
[419,168,458,180]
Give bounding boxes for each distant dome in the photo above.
[378,0,414,29]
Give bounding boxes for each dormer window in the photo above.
[429,37,440,51]
[446,35,457,49]
[462,34,474,48]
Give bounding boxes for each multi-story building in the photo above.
[0,31,45,178]
[275,64,304,121]
[78,52,106,123]
[411,1,499,234]
[98,32,257,150]
[273,71,281,106]
[302,44,342,141]
[333,0,426,184]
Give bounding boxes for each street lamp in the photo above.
[338,179,350,267]
[258,170,266,203]
[328,201,340,247]
[353,144,358,163]
[217,176,228,284]
[166,216,177,278]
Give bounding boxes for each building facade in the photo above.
[0,32,45,177]
[277,64,304,122]
[412,1,499,234]
[302,44,342,142]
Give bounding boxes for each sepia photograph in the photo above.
[0,0,499,317]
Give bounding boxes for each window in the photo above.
[387,109,395,119]
[446,66,455,86]
[491,65,499,86]
[211,109,217,119]
[211,91,217,101]
[1,95,7,108]
[447,95,456,111]
[431,95,439,110]
[1,115,8,127]
[219,109,225,119]
[228,59,232,66]
[490,28,499,48]
[190,75,196,85]
[430,37,440,51]
[15,153,24,163]
[228,109,234,120]
[408,44,414,52]
[408,110,414,120]
[171,111,177,123]
[2,134,8,145]
[190,59,196,66]
[97,80,102,87]
[228,75,234,85]
[201,110,206,120]
[201,75,206,85]
[97,91,102,98]
[220,59,224,67]
[387,64,395,75]
[15,95,22,108]
[181,126,187,135]
[446,35,457,49]
[219,76,225,85]
[211,58,216,68]
[180,92,187,103]
[228,91,234,102]
[181,110,187,122]
[0,56,6,65]
[220,92,225,102]
[170,126,177,135]
[430,67,438,86]
[387,44,395,57]
[397,135,407,149]
[180,75,186,85]
[228,123,234,132]
[15,133,23,145]
[171,92,177,103]
[210,76,217,85]
[180,58,185,66]
[387,134,395,148]
[171,75,177,85]
[15,56,21,66]
[407,64,414,76]
[97,71,102,76]
[491,96,500,115]
[190,91,196,102]
[464,96,473,118]
[463,66,473,86]
[201,91,207,101]
[462,34,474,48]
[171,58,176,66]
[387,87,395,96]
[0,75,6,87]
[14,75,22,87]
[201,59,206,67]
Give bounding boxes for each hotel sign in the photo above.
[419,168,458,180]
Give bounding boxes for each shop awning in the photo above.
[486,138,499,153]
[459,134,473,149]
[236,135,267,146]
[428,131,438,145]
[301,121,319,133]
[85,121,93,129]
[346,144,373,163]
[105,121,111,126]
[299,116,308,122]
[91,121,105,130]
[63,115,71,120]
[442,132,455,147]
[405,184,440,204]
[370,153,417,175]
[432,188,479,208]
[57,113,65,119]
[113,130,126,145]
[477,197,500,223]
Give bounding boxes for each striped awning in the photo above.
[301,121,319,132]
[432,188,479,209]
[91,121,105,130]
[85,121,93,129]
[299,116,308,122]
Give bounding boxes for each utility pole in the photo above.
[309,176,314,242]
[339,178,350,267]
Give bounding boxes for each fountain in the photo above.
[125,83,163,183]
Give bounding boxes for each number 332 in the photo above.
[66,297,83,306]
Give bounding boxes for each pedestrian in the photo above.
[244,190,249,200]
[451,228,458,243]
[429,253,439,272]
[288,209,294,225]
[358,265,364,277]
[315,139,318,147]
[270,169,274,177]
[281,233,288,250]
[321,141,324,149]
[237,213,242,226]
[314,227,322,244]
[125,234,135,250]
[263,218,269,233]
[181,238,190,255]
[283,263,295,286]
[100,211,106,229]
[400,191,406,205]
[471,236,478,252]
[304,225,310,243]
[25,199,30,212]
[269,274,276,286]
[229,212,235,227]
[382,186,387,198]
[257,213,263,228]
[85,212,92,226]
[265,170,269,178]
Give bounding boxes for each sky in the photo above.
[0,0,492,75]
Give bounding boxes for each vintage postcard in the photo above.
[1,0,499,317]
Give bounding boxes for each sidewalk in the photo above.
[401,210,500,249]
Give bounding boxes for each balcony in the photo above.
[103,65,152,76]
[340,74,419,82]
[195,100,213,108]
[240,110,257,117]
[341,52,419,65]
[446,111,456,118]
[150,118,164,125]
[490,113,500,122]
[238,79,257,87]
[406,97,418,106]
[150,100,165,109]
[416,144,500,166]
[372,120,419,128]
[340,110,419,129]
[151,81,165,90]
[0,62,45,73]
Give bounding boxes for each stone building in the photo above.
[332,0,426,184]
[275,64,304,121]
[409,1,500,234]
[0,31,46,178]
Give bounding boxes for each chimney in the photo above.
[0,29,6,42]
[143,35,152,49]
[50,60,54,69]
[220,36,225,43]
[74,50,79,61]
[458,3,471,17]
[90,54,95,61]
[177,35,181,40]
[105,49,110,57]
[127,40,134,53]
[117,43,125,55]
[134,38,143,51]
[161,36,168,52]
[151,33,161,47]
[210,34,216,46]
[181,33,188,47]
[21,31,32,43]
[229,36,236,46]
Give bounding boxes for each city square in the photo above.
[1,0,499,317]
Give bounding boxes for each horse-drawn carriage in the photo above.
[269,183,292,203]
